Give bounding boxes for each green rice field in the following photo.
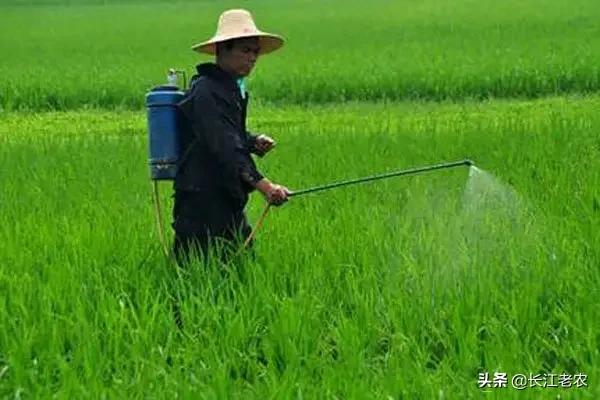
[1,0,599,398]
[2,0,600,109]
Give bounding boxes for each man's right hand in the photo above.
[256,179,291,206]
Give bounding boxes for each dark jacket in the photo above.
[175,63,264,208]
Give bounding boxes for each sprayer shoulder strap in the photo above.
[175,75,204,168]
[177,137,198,168]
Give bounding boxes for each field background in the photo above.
[2,0,600,109]
[1,0,600,398]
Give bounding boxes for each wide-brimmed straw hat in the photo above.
[192,9,284,56]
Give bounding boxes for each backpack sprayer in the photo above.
[146,69,474,258]
[146,68,187,258]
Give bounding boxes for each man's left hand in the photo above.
[253,134,276,157]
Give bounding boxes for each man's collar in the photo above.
[196,63,238,88]
[195,62,248,99]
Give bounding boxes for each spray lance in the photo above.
[240,159,475,249]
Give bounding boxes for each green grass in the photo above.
[2,0,600,397]
[2,0,600,110]
[1,95,599,398]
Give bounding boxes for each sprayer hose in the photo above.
[152,181,171,259]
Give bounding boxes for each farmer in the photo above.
[172,9,290,265]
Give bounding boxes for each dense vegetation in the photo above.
[1,0,600,110]
[1,0,599,398]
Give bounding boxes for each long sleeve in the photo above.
[190,89,264,187]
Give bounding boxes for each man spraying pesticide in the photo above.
[147,9,290,266]
[146,9,475,268]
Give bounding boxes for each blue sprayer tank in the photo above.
[146,72,186,180]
